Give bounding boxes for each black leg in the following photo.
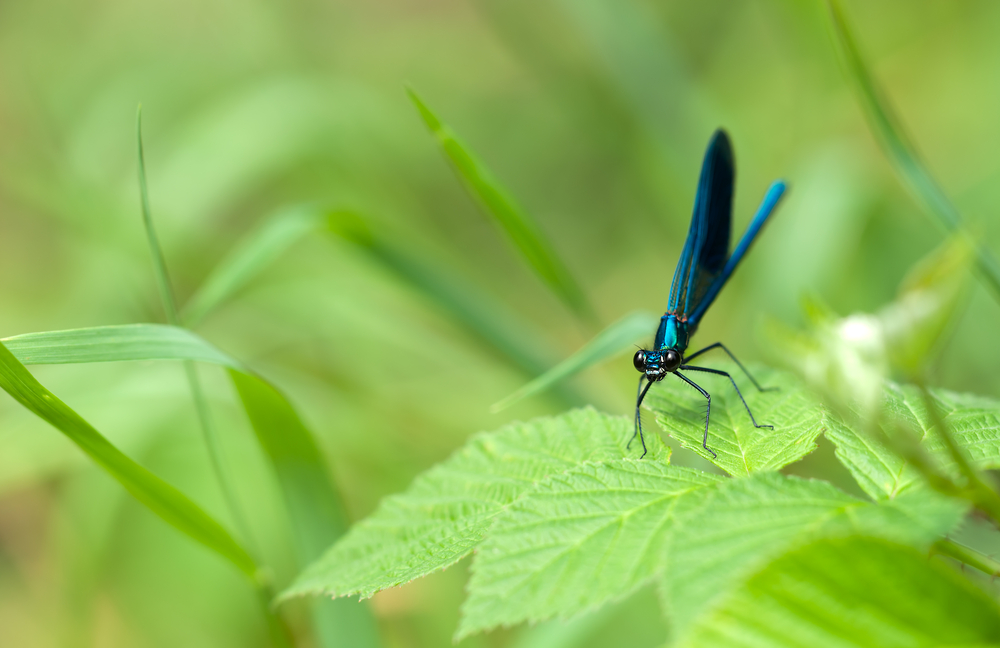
[630,375,655,459]
[682,342,776,392]
[674,372,716,458]
[680,365,774,431]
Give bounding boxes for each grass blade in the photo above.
[177,204,575,404]
[3,324,241,367]
[826,0,1000,301]
[182,205,327,327]
[491,310,658,412]
[406,88,596,323]
[0,339,258,579]
[230,372,381,646]
[1,323,381,646]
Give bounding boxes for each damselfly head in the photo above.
[633,348,680,379]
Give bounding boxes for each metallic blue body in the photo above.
[654,314,689,352]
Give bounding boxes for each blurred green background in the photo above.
[1,0,999,646]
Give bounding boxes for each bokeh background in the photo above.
[1,0,999,646]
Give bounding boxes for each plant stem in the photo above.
[137,106,287,643]
[932,539,1000,577]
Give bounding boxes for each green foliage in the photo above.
[492,310,659,412]
[660,475,964,642]
[287,370,981,643]
[827,382,1000,500]
[826,0,1000,302]
[679,536,1000,648]
[0,339,258,579]
[282,408,667,602]
[407,88,595,322]
[645,363,827,475]
[459,461,722,639]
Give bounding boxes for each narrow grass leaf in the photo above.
[173,203,573,403]
[826,0,1000,301]
[678,536,1000,648]
[407,88,595,322]
[1,324,379,645]
[645,363,827,475]
[0,340,258,579]
[230,371,381,646]
[183,204,327,326]
[491,310,658,412]
[3,324,241,367]
[280,408,668,602]
[826,381,1000,500]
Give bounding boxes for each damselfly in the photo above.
[631,129,787,458]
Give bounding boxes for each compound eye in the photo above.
[663,349,681,371]
[633,350,646,372]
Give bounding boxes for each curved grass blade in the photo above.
[177,202,581,406]
[230,371,381,646]
[182,204,327,327]
[826,0,1000,302]
[2,323,380,645]
[491,310,658,412]
[0,339,258,579]
[406,88,596,323]
[3,324,241,367]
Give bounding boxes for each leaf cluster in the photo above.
[285,367,1000,645]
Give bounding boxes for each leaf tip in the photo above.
[405,85,441,132]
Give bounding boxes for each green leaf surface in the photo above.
[458,461,722,639]
[678,536,1000,648]
[646,363,827,475]
[662,474,965,640]
[281,409,667,602]
[407,88,594,322]
[183,204,326,327]
[0,339,258,579]
[458,467,962,640]
[826,382,1000,500]
[3,324,241,368]
[492,310,659,412]
[826,0,1000,302]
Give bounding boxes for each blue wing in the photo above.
[667,129,735,318]
[687,180,787,326]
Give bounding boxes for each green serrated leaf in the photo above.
[662,473,964,640]
[407,88,595,322]
[827,382,1000,500]
[646,363,826,475]
[457,461,722,639]
[0,339,258,579]
[280,408,667,602]
[492,310,659,412]
[679,536,1000,648]
[457,465,961,641]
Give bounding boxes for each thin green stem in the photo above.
[136,106,286,641]
[932,538,1000,577]
[137,106,180,326]
[826,0,1000,304]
